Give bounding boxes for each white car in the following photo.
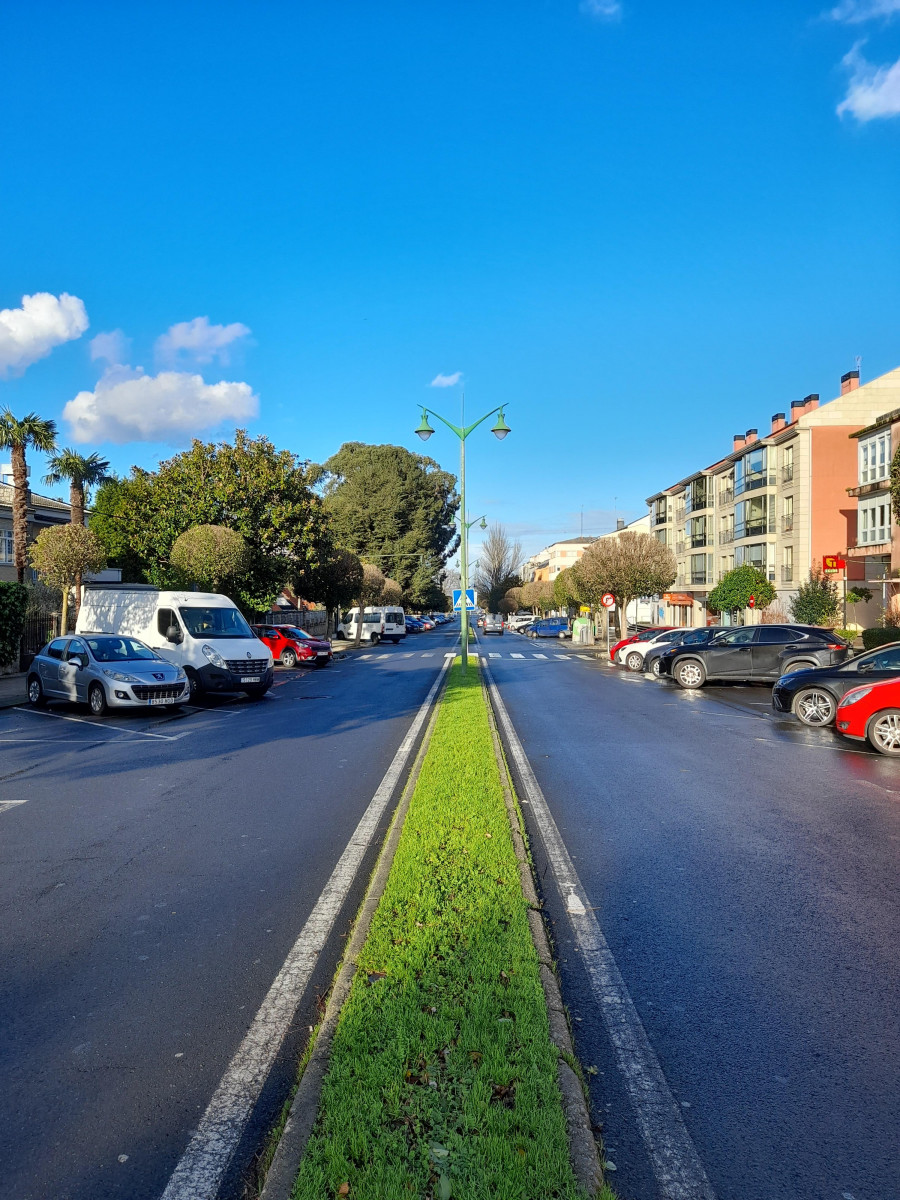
[616,628,684,672]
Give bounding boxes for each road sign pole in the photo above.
[459,430,468,674]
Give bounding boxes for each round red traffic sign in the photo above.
[601,593,615,608]
[748,595,756,609]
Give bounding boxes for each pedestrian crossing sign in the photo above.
[453,588,477,610]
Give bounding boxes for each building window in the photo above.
[735,447,770,496]
[653,497,667,525]
[654,528,669,546]
[0,528,13,563]
[782,495,793,532]
[859,497,890,545]
[782,444,794,483]
[859,432,890,486]
[734,496,770,540]
[734,542,767,571]
[686,516,708,547]
[782,545,793,583]
[690,553,707,585]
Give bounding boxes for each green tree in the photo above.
[846,586,873,628]
[29,523,106,634]
[553,567,579,613]
[0,581,29,668]
[170,525,250,592]
[521,580,555,614]
[573,531,676,638]
[790,567,840,627]
[707,564,775,618]
[295,548,363,636]
[0,409,57,583]
[89,431,330,611]
[43,449,112,615]
[322,443,459,608]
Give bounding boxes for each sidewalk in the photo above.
[0,673,26,709]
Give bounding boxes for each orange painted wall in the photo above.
[810,426,863,581]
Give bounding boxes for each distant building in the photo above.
[521,537,597,584]
[847,407,900,624]
[0,468,72,584]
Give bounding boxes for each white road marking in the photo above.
[159,654,453,1200]
[358,653,373,660]
[489,653,501,659]
[532,653,548,660]
[484,666,717,1200]
[0,800,28,814]
[376,653,391,660]
[401,652,415,658]
[421,653,434,658]
[554,654,571,660]
[511,653,525,659]
[577,654,593,661]
[14,707,187,741]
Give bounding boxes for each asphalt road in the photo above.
[0,627,457,1200]
[485,633,900,1200]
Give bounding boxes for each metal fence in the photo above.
[19,613,60,670]
[252,608,329,636]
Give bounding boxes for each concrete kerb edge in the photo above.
[479,655,605,1197]
[258,658,452,1200]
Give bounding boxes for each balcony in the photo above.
[719,486,735,505]
[690,571,709,585]
[781,515,794,533]
[781,565,793,583]
[685,492,711,515]
[653,512,668,526]
[781,465,793,483]
[674,507,685,524]
[734,471,776,497]
[734,519,776,540]
[718,529,734,545]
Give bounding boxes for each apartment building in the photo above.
[646,365,900,626]
[520,537,596,583]
[0,465,72,583]
[847,406,900,622]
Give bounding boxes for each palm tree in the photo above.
[0,409,57,584]
[44,449,112,615]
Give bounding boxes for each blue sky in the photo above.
[2,1,899,564]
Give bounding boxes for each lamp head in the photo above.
[491,409,511,440]
[479,517,487,530]
[415,411,434,441]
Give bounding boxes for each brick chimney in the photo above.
[790,399,805,423]
[771,412,786,433]
[744,428,758,444]
[803,393,820,412]
[841,370,860,395]
[733,433,746,452]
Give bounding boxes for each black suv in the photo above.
[662,625,851,689]
[772,641,900,726]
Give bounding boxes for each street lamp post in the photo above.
[415,402,510,672]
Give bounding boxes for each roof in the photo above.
[0,483,71,514]
[850,406,900,440]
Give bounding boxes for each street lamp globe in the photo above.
[491,409,511,440]
[415,412,435,441]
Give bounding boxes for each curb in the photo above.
[480,662,605,1196]
[0,674,26,710]
[258,660,450,1200]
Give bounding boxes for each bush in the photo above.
[834,628,858,643]
[790,567,840,626]
[0,581,29,667]
[861,627,900,650]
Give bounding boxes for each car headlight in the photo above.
[102,669,142,683]
[202,644,227,669]
[175,666,187,679]
[840,686,872,708]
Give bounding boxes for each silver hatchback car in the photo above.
[27,634,189,716]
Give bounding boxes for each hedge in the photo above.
[0,582,29,668]
[861,627,900,651]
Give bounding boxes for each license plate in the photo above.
[147,698,168,706]
[317,652,327,657]
[241,676,260,683]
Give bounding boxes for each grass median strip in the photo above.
[291,660,597,1199]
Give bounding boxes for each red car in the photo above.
[609,626,675,663]
[251,624,333,668]
[836,677,900,756]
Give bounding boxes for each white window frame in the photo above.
[0,528,13,564]
[859,495,890,546]
[859,431,890,486]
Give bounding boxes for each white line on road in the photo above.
[577,654,593,660]
[510,653,524,659]
[554,654,571,660]
[0,800,28,814]
[401,652,415,658]
[358,653,373,659]
[488,653,501,658]
[532,653,548,659]
[14,707,187,741]
[159,654,453,1200]
[421,652,434,658]
[484,666,718,1200]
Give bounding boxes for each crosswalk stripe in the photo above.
[532,653,548,659]
[577,654,592,661]
[401,652,414,658]
[359,653,372,659]
[554,654,570,660]
[421,653,434,658]
[377,653,391,659]
[511,653,525,659]
[489,653,501,658]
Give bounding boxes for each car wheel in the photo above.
[244,685,269,700]
[625,651,644,672]
[559,631,566,639]
[335,630,346,640]
[866,709,900,755]
[370,633,380,646]
[675,659,706,689]
[783,659,817,675]
[27,675,46,707]
[651,658,664,678]
[88,683,108,716]
[793,688,836,727]
[391,637,400,644]
[280,648,298,668]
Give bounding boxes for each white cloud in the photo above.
[837,40,900,118]
[826,0,900,22]
[580,0,622,18]
[155,315,251,367]
[63,366,259,444]
[90,329,130,365]
[0,292,88,377]
[429,371,462,387]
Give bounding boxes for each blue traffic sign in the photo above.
[452,588,477,611]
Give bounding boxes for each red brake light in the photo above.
[826,644,842,650]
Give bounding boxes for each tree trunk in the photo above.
[618,595,630,640]
[71,482,86,617]
[11,444,28,585]
[353,605,364,646]
[60,585,69,636]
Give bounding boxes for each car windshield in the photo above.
[284,627,314,641]
[85,636,159,662]
[178,606,254,639]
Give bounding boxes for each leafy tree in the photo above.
[354,563,385,646]
[0,582,29,668]
[553,567,579,612]
[43,449,112,615]
[295,548,363,636]
[0,409,57,583]
[322,443,459,608]
[89,431,330,611]
[790,567,840,627]
[473,523,522,612]
[170,525,250,592]
[573,531,676,638]
[382,578,403,605]
[521,580,555,614]
[707,564,775,617]
[504,586,523,613]
[846,586,873,628]
[29,523,106,634]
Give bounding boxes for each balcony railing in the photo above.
[719,486,734,505]
[858,529,890,546]
[690,571,709,585]
[781,515,794,533]
[718,529,734,544]
[781,465,794,483]
[781,565,793,582]
[734,519,776,540]
[734,471,776,497]
[653,512,668,526]
[674,507,685,524]
[685,492,711,515]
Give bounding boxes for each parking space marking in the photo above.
[14,706,190,741]
[0,799,29,814]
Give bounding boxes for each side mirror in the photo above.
[75,654,89,670]
[857,662,873,674]
[166,625,183,644]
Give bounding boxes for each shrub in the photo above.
[707,564,775,615]
[861,627,900,650]
[834,628,858,643]
[0,581,29,667]
[790,567,840,626]
[170,525,250,592]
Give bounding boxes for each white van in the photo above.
[76,585,274,700]
[337,606,406,645]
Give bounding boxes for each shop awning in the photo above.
[662,593,695,606]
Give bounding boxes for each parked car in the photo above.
[609,626,675,663]
[772,641,900,726]
[77,584,273,700]
[525,617,571,639]
[509,613,534,632]
[251,624,333,668]
[836,677,900,755]
[482,613,505,635]
[337,606,406,644]
[404,616,424,633]
[642,627,721,677]
[664,625,851,690]
[27,634,189,716]
[616,628,685,672]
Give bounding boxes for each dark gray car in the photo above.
[27,634,189,716]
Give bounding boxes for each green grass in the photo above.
[291,662,592,1200]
